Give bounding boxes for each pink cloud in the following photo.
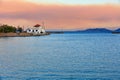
[0,1,120,29]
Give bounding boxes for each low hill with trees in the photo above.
[0,24,16,33]
[0,24,23,33]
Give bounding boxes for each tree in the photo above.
[0,24,16,33]
[17,27,23,33]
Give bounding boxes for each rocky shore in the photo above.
[0,32,50,37]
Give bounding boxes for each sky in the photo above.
[0,0,120,30]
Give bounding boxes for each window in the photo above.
[33,30,34,32]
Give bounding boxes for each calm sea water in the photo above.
[0,33,120,80]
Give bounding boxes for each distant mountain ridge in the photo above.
[47,28,120,33]
[112,28,120,34]
[63,28,112,33]
[76,28,112,33]
[114,28,120,32]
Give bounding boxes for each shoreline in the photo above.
[0,32,50,37]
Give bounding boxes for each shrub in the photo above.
[0,24,16,33]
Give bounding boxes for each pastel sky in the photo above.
[0,0,120,30]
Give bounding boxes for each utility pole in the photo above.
[23,26,24,32]
[42,21,45,29]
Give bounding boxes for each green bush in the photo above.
[0,24,16,33]
[17,27,23,33]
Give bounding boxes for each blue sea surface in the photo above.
[0,33,120,80]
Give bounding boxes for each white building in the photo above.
[26,24,46,35]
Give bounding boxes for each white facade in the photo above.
[26,26,46,35]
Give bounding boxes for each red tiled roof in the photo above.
[34,24,41,27]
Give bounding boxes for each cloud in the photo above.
[0,0,120,29]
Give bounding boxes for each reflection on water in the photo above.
[0,33,120,80]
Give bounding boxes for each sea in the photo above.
[0,33,120,80]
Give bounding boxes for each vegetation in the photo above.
[16,27,23,33]
[0,24,16,33]
[0,24,23,33]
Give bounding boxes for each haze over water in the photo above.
[0,33,120,80]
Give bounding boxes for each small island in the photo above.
[0,24,49,37]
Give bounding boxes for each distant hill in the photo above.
[112,28,120,34]
[114,28,120,32]
[47,28,120,34]
[63,28,112,33]
[77,28,112,33]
